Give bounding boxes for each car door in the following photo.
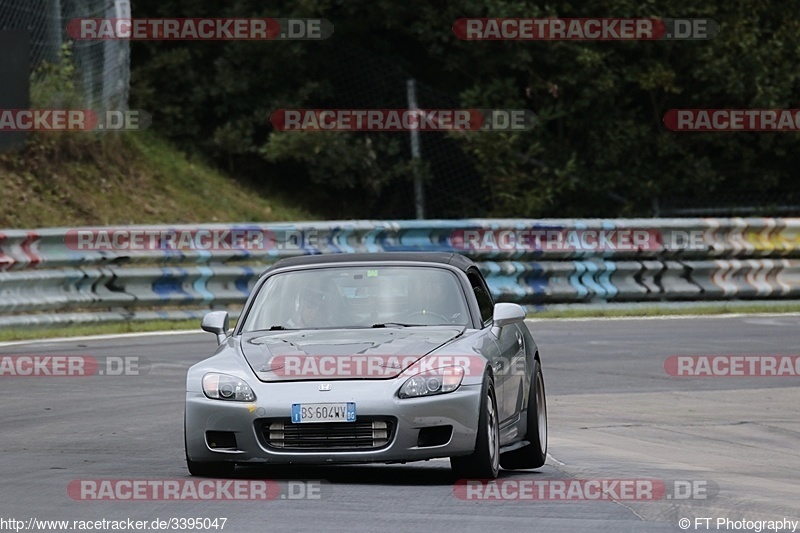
[466,269,511,424]
[494,321,526,428]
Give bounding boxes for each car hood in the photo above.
[240,327,465,382]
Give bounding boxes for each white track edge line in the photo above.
[2,311,799,347]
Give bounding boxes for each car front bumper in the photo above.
[185,379,482,465]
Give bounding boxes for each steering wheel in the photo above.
[405,310,450,324]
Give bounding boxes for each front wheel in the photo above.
[450,374,500,479]
[500,359,547,470]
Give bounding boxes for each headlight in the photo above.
[398,366,464,398]
[202,373,256,402]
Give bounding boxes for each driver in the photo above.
[287,286,328,328]
[410,274,456,322]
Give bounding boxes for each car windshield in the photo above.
[241,266,470,331]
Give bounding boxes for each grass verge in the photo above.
[0,320,201,343]
[0,130,313,228]
[528,302,800,319]
[2,302,800,342]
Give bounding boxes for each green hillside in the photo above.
[0,130,314,228]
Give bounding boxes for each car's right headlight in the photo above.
[202,373,256,402]
[398,366,465,399]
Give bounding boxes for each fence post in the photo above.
[407,78,425,219]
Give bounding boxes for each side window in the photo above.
[467,270,494,325]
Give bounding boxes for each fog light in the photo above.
[206,431,237,449]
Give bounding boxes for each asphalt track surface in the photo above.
[1,315,799,532]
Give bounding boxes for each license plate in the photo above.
[291,402,356,423]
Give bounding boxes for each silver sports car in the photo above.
[185,252,547,478]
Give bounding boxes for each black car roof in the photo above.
[263,252,475,275]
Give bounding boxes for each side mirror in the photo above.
[202,311,230,344]
[491,303,525,336]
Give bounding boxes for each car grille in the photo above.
[260,418,394,451]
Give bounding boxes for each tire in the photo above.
[450,374,500,479]
[500,358,547,470]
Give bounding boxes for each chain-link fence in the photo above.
[311,44,489,219]
[656,190,800,217]
[0,0,129,111]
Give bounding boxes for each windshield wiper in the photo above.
[268,325,287,330]
[371,322,424,328]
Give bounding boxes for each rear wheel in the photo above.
[500,359,547,470]
[450,374,500,479]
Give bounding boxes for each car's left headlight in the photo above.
[202,373,256,402]
[398,366,465,398]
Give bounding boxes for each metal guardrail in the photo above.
[1,218,799,327]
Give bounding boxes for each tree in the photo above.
[131,0,800,218]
